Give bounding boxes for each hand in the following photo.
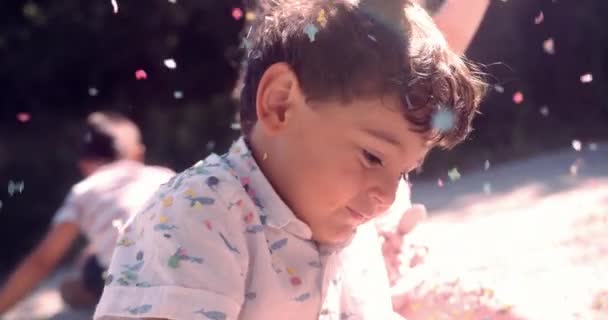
[379,204,427,285]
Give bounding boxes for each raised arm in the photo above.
[428,0,490,54]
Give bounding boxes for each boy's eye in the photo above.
[362,149,383,167]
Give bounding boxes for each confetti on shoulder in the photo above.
[270,238,288,251]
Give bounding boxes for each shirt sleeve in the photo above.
[94,169,249,320]
[52,189,81,225]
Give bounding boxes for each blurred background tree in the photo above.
[1,0,607,271]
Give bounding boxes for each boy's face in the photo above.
[251,63,430,245]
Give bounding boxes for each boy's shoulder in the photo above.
[153,154,244,210]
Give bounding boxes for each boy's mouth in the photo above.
[346,206,370,224]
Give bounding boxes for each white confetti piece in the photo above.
[8,180,24,197]
[173,90,183,99]
[572,140,582,151]
[484,160,490,171]
[112,219,123,230]
[588,143,598,151]
[483,182,492,195]
[206,141,216,151]
[543,38,555,55]
[431,109,456,133]
[580,73,593,83]
[494,85,504,93]
[448,168,461,181]
[163,58,177,69]
[534,11,544,24]
[168,0,176,3]
[540,106,550,116]
[111,0,118,14]
[88,87,99,96]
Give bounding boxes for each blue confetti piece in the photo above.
[136,250,144,261]
[125,304,152,315]
[194,309,227,320]
[154,223,178,231]
[431,108,456,133]
[186,196,216,207]
[245,292,257,300]
[304,23,319,42]
[308,261,322,268]
[206,176,220,189]
[219,232,240,254]
[259,215,268,225]
[270,238,288,251]
[123,260,144,271]
[294,292,311,302]
[246,225,264,233]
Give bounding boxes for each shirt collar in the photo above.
[223,137,313,240]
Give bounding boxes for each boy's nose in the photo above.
[369,179,400,216]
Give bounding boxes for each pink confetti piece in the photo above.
[135,69,147,80]
[204,220,212,230]
[572,140,582,151]
[580,73,593,83]
[540,105,550,116]
[534,11,544,24]
[437,178,444,187]
[512,91,524,104]
[16,112,31,123]
[232,7,243,20]
[543,38,555,55]
[111,0,118,14]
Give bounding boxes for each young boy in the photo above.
[0,112,174,314]
[94,0,485,319]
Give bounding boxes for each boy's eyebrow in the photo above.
[362,128,402,148]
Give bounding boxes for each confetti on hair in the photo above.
[317,9,328,28]
[88,87,99,96]
[512,91,524,104]
[135,69,147,80]
[540,105,550,117]
[163,58,177,69]
[448,168,461,181]
[111,0,118,14]
[431,108,456,133]
[494,84,504,93]
[304,23,319,42]
[534,11,544,24]
[173,90,183,99]
[572,140,582,151]
[232,7,243,20]
[543,38,555,55]
[16,112,31,123]
[580,73,593,83]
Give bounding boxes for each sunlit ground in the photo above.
[394,143,608,319]
[3,144,607,320]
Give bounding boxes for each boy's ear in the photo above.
[255,62,303,135]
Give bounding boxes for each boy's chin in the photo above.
[313,227,357,248]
